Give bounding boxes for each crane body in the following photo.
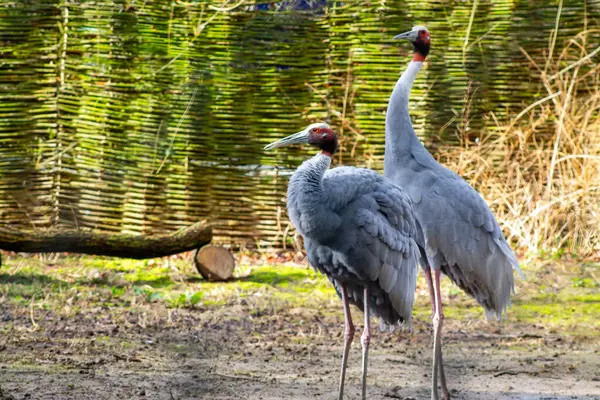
[387,26,524,400]
[265,123,420,399]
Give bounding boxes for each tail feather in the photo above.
[441,255,515,318]
[497,238,525,279]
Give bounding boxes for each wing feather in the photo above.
[412,173,523,317]
[379,262,398,293]
[352,178,419,323]
[296,166,420,325]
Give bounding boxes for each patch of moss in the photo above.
[124,271,175,288]
[1,255,598,338]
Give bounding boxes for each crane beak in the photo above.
[264,128,310,150]
[393,30,415,41]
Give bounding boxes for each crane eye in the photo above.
[313,128,319,133]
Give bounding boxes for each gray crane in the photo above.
[265,123,420,400]
[386,26,524,400]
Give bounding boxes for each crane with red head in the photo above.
[387,25,523,400]
[266,122,420,400]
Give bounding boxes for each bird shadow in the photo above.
[0,272,64,286]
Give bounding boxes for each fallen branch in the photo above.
[0,221,211,260]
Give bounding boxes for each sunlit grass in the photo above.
[0,254,598,339]
[0,255,337,312]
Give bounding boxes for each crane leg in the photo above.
[338,283,355,400]
[432,269,450,400]
[423,265,436,316]
[425,265,439,400]
[360,287,371,400]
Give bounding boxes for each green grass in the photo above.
[0,254,598,338]
[0,255,337,312]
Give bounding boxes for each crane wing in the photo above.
[297,167,420,326]
[350,177,420,324]
[415,172,523,316]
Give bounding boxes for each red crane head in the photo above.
[393,26,430,61]
[264,123,338,157]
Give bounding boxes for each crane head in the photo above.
[393,25,430,58]
[264,122,338,155]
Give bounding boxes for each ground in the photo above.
[0,252,599,400]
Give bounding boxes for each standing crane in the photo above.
[386,26,524,400]
[265,123,420,400]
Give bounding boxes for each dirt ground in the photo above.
[2,303,600,399]
[1,256,599,399]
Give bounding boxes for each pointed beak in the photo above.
[393,30,415,41]
[264,128,310,151]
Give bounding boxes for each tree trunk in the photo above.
[194,245,235,281]
[0,221,211,260]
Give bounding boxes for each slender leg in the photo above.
[360,287,371,400]
[425,265,439,400]
[423,265,436,316]
[431,324,439,399]
[338,283,355,400]
[432,269,450,400]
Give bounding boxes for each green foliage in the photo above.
[571,277,599,288]
[165,290,204,308]
[189,291,204,305]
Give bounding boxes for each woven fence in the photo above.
[1,0,599,248]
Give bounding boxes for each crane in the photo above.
[386,26,524,400]
[265,123,420,400]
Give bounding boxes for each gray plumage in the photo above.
[387,26,525,400]
[384,52,523,319]
[288,153,420,328]
[266,122,421,398]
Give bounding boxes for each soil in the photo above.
[1,300,599,400]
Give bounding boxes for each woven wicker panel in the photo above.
[0,0,598,248]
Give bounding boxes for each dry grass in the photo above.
[438,28,600,258]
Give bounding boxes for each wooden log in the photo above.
[0,221,211,259]
[194,245,235,281]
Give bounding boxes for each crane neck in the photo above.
[289,152,330,200]
[412,52,427,62]
[384,60,423,169]
[397,61,423,95]
[286,152,341,242]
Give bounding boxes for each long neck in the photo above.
[287,153,334,238]
[288,152,330,205]
[384,60,423,170]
